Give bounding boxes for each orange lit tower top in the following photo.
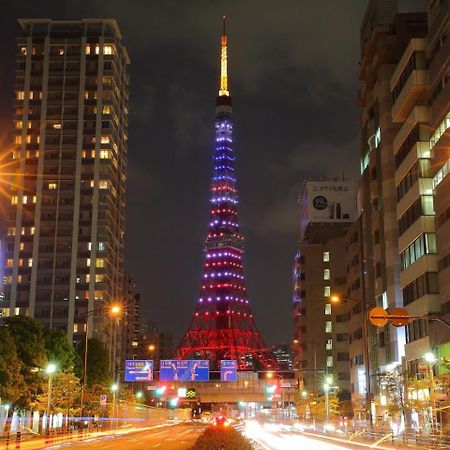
[219,16,229,97]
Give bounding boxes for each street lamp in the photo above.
[111,383,119,424]
[266,371,285,418]
[330,294,373,428]
[45,363,57,424]
[424,352,438,431]
[323,382,330,424]
[110,304,122,381]
[80,309,95,418]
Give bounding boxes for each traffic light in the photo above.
[265,384,277,394]
[169,397,179,408]
[156,385,167,396]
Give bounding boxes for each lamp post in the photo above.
[111,383,119,427]
[266,371,285,419]
[110,305,122,381]
[424,352,438,432]
[45,363,57,428]
[330,295,372,428]
[80,309,95,418]
[323,382,330,424]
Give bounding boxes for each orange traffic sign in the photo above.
[368,307,388,327]
[390,307,410,327]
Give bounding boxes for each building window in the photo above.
[323,269,330,280]
[6,259,13,268]
[11,196,18,205]
[402,272,439,306]
[323,252,330,262]
[98,180,108,189]
[100,150,110,159]
[325,321,332,333]
[73,323,79,333]
[17,91,25,100]
[326,356,333,368]
[48,182,57,190]
[103,45,113,55]
[324,303,332,315]
[96,258,105,268]
[400,233,437,270]
[100,135,110,144]
[326,339,333,350]
[324,286,331,298]
[98,242,105,251]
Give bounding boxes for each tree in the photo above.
[33,372,81,415]
[84,383,109,417]
[44,328,79,372]
[2,315,47,409]
[337,389,354,418]
[76,338,109,387]
[0,327,25,405]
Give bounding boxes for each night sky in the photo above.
[0,0,425,345]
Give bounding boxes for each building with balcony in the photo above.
[2,19,130,347]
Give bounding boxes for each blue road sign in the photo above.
[160,360,209,381]
[220,360,237,381]
[125,360,154,382]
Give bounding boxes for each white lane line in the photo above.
[152,444,161,448]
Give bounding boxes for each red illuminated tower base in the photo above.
[175,19,276,370]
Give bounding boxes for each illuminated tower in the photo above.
[175,18,276,370]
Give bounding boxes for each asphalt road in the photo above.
[45,423,206,450]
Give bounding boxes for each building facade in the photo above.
[293,180,355,395]
[3,19,130,345]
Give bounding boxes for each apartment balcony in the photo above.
[400,254,438,288]
[392,70,428,123]
[405,335,432,361]
[399,215,435,252]
[396,178,432,218]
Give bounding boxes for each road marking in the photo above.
[153,444,161,448]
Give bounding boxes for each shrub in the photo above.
[191,426,253,450]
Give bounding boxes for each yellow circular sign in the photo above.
[368,307,388,327]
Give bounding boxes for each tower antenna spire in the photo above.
[219,15,229,97]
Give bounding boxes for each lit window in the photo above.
[324,269,330,280]
[6,259,13,268]
[98,242,105,251]
[86,274,90,283]
[48,182,57,190]
[17,275,22,283]
[12,151,19,159]
[96,259,105,268]
[30,227,35,235]
[85,45,90,55]
[59,48,64,55]
[98,180,108,189]
[26,135,31,144]
[27,258,32,267]
[95,274,104,282]
[37,136,40,144]
[326,339,333,350]
[29,92,33,100]
[324,286,331,297]
[53,123,62,129]
[90,180,95,188]
[4,276,12,284]
[17,91,25,100]
[73,323,79,333]
[323,252,330,262]
[104,45,113,55]
[88,242,92,251]
[19,243,24,251]
[22,196,28,204]
[95,45,100,55]
[94,290,103,299]
[20,47,27,55]
[20,228,25,236]
[15,136,22,144]
[326,356,333,368]
[325,321,332,333]
[100,135,110,144]
[325,304,332,315]
[100,150,110,159]
[32,196,37,203]
[84,91,89,100]
[87,258,91,267]
[102,106,111,114]
[102,76,112,84]
[11,196,18,205]
[7,228,15,236]
[18,259,23,267]
[16,121,23,129]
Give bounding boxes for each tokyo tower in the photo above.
[175,18,277,370]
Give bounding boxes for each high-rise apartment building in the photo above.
[428,0,450,360]
[2,19,130,344]
[293,180,356,394]
[358,1,428,378]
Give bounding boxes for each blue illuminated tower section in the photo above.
[175,18,276,370]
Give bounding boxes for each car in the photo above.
[213,415,233,427]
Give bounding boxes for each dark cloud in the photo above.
[0,0,427,345]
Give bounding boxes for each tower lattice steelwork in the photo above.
[175,18,276,370]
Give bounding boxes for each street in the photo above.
[243,421,407,450]
[44,423,205,450]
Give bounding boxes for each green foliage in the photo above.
[296,393,339,420]
[33,372,81,414]
[44,328,79,372]
[190,426,253,450]
[76,338,110,386]
[2,315,47,409]
[84,383,109,417]
[0,327,26,405]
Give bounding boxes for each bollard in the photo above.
[15,431,21,449]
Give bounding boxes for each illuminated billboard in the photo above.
[159,360,209,382]
[220,360,237,381]
[124,360,154,382]
[306,181,355,223]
